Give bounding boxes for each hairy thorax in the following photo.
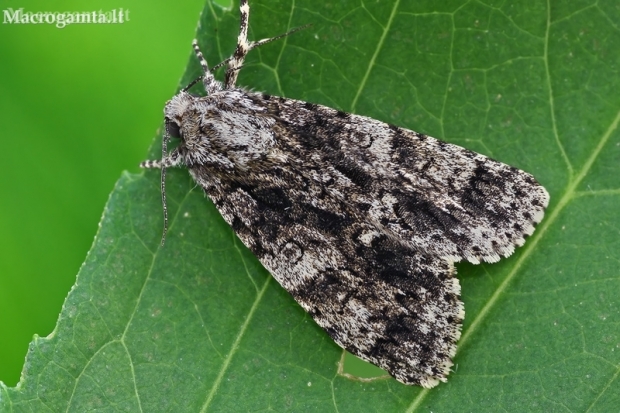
[165,90,277,173]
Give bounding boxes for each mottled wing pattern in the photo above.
[251,93,550,265]
[183,91,547,387]
[190,165,464,388]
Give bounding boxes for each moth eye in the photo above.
[165,119,182,139]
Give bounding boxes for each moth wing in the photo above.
[269,98,549,264]
[193,171,463,388]
[183,92,548,386]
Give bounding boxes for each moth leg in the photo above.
[140,148,183,245]
[224,0,251,89]
[140,148,183,169]
[191,40,221,95]
[224,0,309,89]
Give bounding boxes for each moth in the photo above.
[141,0,549,388]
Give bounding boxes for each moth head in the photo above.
[165,117,182,140]
[163,91,193,139]
[162,92,206,162]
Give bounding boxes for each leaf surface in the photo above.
[2,1,619,411]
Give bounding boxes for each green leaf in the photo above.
[2,0,619,411]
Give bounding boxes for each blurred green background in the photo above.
[0,0,217,386]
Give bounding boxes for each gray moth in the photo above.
[141,0,549,388]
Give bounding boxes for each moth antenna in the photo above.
[160,131,169,246]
